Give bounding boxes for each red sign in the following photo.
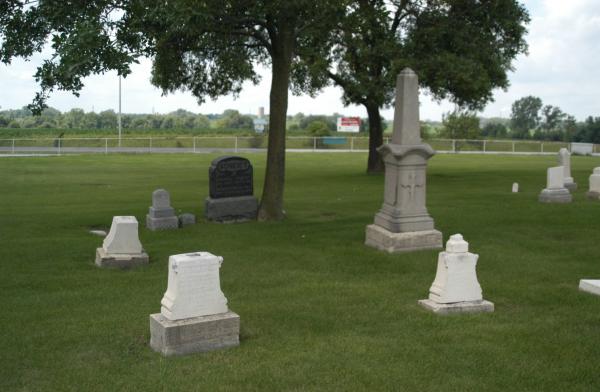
[337,117,361,132]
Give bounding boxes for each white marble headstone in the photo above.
[152,189,171,209]
[547,166,565,189]
[589,167,600,193]
[102,216,143,255]
[512,183,519,193]
[160,252,229,321]
[428,234,483,304]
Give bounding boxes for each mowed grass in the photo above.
[1,152,600,391]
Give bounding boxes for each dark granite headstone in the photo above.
[209,156,253,198]
[205,156,258,222]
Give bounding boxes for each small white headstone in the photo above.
[589,167,600,193]
[160,252,229,321]
[547,166,565,190]
[102,216,143,255]
[512,183,519,193]
[428,234,482,304]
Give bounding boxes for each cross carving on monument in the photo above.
[401,171,423,204]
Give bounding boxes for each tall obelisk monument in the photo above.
[365,68,443,253]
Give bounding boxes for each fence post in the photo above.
[351,137,354,151]
[541,143,544,153]
[11,138,15,154]
[512,141,515,153]
[105,138,108,154]
[235,136,238,153]
[149,137,152,153]
[58,138,61,155]
[193,137,196,153]
[452,140,456,153]
[313,137,317,151]
[483,140,486,153]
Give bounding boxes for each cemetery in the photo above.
[2,2,600,390]
[2,144,600,389]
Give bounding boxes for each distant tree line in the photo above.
[0,107,378,134]
[435,96,600,144]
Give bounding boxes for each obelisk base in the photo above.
[418,299,494,315]
[365,224,442,253]
[149,311,240,356]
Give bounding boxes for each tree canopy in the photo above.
[319,0,530,172]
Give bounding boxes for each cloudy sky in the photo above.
[0,0,598,121]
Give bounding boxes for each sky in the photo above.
[0,0,598,121]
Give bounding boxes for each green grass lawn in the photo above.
[1,153,600,391]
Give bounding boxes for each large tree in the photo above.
[320,0,529,173]
[510,95,542,138]
[0,0,342,220]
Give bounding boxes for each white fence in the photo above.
[0,136,593,155]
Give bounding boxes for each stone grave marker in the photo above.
[95,216,149,268]
[205,156,258,222]
[512,183,519,193]
[365,68,442,253]
[558,148,577,191]
[538,166,572,203]
[579,279,600,296]
[586,167,600,200]
[146,189,179,230]
[149,252,240,356]
[418,234,494,314]
[178,213,196,227]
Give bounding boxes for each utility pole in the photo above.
[118,76,122,147]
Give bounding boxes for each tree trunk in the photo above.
[365,102,385,173]
[257,28,294,221]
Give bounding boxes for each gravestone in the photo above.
[95,216,149,268]
[418,234,494,314]
[579,280,600,296]
[204,156,258,222]
[558,148,577,190]
[178,213,196,227]
[512,183,519,193]
[538,166,572,203]
[365,69,442,253]
[146,189,179,230]
[586,167,600,200]
[149,252,240,356]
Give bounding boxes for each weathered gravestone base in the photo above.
[95,216,149,268]
[365,225,442,253]
[95,248,149,269]
[417,299,495,315]
[205,156,258,222]
[149,252,239,356]
[146,189,179,230]
[579,279,600,296]
[365,69,442,253]
[539,166,572,203]
[149,311,240,356]
[419,234,493,315]
[205,196,258,222]
[539,188,572,203]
